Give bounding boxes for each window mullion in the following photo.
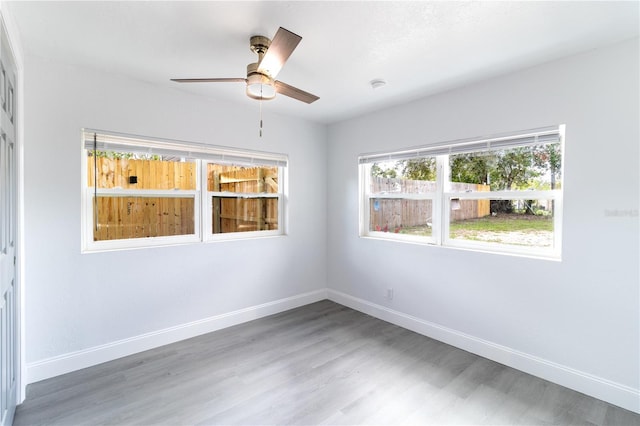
[208,192,280,198]
[279,166,285,236]
[94,188,198,197]
[434,155,448,245]
[445,190,561,200]
[197,159,206,242]
[367,193,434,200]
[361,164,371,236]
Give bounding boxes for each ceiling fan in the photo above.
[171,27,319,104]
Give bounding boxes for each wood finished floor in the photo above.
[14,300,640,426]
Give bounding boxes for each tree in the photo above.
[400,158,436,181]
[450,148,543,214]
[490,148,540,191]
[371,163,397,179]
[533,143,562,214]
[533,144,561,190]
[493,148,541,214]
[450,148,540,190]
[88,150,160,160]
[450,154,490,184]
[393,144,560,214]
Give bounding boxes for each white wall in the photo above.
[327,38,639,412]
[22,55,327,380]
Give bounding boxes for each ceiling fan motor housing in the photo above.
[250,35,271,57]
[246,35,276,100]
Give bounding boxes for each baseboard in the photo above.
[26,289,328,384]
[25,288,639,414]
[327,289,640,414]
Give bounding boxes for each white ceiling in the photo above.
[7,1,640,124]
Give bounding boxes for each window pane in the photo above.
[87,151,196,190]
[93,196,195,241]
[212,196,278,234]
[369,198,433,236]
[208,164,278,194]
[370,159,436,194]
[449,143,562,191]
[449,199,555,248]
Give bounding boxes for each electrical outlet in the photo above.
[386,288,394,300]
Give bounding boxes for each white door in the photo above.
[0,16,17,426]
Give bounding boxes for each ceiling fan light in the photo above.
[246,73,276,100]
[247,82,276,100]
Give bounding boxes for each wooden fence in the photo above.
[449,182,491,221]
[87,156,196,190]
[93,196,195,241]
[208,165,279,233]
[369,177,490,231]
[87,156,277,240]
[88,156,196,241]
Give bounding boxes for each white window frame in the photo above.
[202,163,285,242]
[81,129,287,252]
[360,165,439,245]
[359,126,564,260]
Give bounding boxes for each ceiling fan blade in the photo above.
[257,27,302,78]
[170,78,246,83]
[274,81,319,104]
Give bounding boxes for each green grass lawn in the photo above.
[396,214,553,247]
[449,214,553,233]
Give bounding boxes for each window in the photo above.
[82,129,286,251]
[205,163,281,235]
[359,126,564,259]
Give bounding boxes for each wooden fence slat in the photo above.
[141,160,148,190]
[174,162,182,190]
[134,160,142,189]
[115,158,125,188]
[87,156,94,187]
[164,160,171,189]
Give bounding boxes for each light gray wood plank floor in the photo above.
[14,300,640,425]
